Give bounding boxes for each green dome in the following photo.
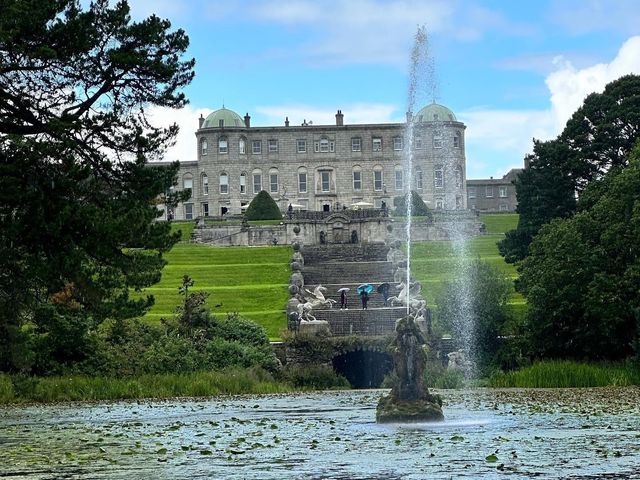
[202,107,245,128]
[415,103,457,122]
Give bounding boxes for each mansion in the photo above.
[159,103,468,220]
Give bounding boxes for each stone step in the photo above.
[302,243,389,264]
[303,261,394,284]
[311,307,407,336]
[303,283,400,309]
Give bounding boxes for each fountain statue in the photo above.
[376,316,443,422]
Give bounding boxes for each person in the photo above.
[379,283,390,306]
[360,290,369,310]
[287,203,293,220]
[340,290,348,309]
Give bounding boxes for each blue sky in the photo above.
[131,0,640,178]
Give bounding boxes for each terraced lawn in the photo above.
[142,213,523,340]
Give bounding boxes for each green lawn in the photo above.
[144,213,522,340]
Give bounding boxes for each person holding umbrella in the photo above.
[377,282,390,306]
[338,287,349,309]
[357,284,372,310]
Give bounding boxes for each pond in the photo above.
[1,388,639,479]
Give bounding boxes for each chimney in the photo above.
[524,156,531,169]
[335,109,344,126]
[285,116,290,127]
[244,113,251,128]
[198,114,204,128]
[406,111,413,123]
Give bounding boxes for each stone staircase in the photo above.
[299,243,405,336]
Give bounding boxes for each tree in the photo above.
[518,147,640,360]
[393,190,433,218]
[499,75,640,264]
[0,0,194,372]
[245,190,282,220]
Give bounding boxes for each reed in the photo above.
[488,360,640,388]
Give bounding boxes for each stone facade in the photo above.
[466,168,522,213]
[156,103,467,220]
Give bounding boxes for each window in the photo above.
[433,135,442,148]
[353,170,362,191]
[240,173,246,194]
[200,138,208,156]
[184,203,193,220]
[468,187,476,198]
[435,198,443,209]
[372,137,382,152]
[218,136,228,154]
[297,139,307,153]
[499,186,507,198]
[434,167,443,188]
[298,172,307,193]
[416,169,423,190]
[395,168,403,190]
[374,169,383,191]
[270,173,278,193]
[315,138,333,153]
[453,132,461,148]
[183,175,193,195]
[321,171,330,192]
[202,173,209,195]
[486,186,493,198]
[351,137,361,152]
[239,137,246,154]
[219,173,228,194]
[201,202,209,217]
[500,204,508,211]
[268,139,278,153]
[455,166,463,188]
[433,113,440,121]
[393,137,403,151]
[471,203,476,210]
[253,174,262,193]
[252,139,262,154]
[414,136,423,149]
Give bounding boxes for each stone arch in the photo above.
[331,346,393,388]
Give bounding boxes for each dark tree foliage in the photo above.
[0,0,194,372]
[499,75,640,264]
[393,190,433,218]
[245,190,282,220]
[518,147,640,360]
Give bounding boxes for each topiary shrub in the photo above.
[393,190,432,218]
[245,190,282,220]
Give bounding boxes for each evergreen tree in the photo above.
[393,190,433,218]
[245,190,282,220]
[0,0,194,372]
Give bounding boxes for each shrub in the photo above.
[245,190,282,220]
[281,364,350,389]
[203,338,280,373]
[0,374,15,402]
[423,361,465,389]
[393,190,432,218]
[210,313,271,347]
[142,336,207,374]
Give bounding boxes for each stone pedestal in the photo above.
[298,320,330,335]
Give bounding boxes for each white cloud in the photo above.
[146,105,210,163]
[462,36,640,175]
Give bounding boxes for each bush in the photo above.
[423,361,465,389]
[142,336,207,374]
[0,374,15,402]
[245,190,282,220]
[393,190,432,218]
[210,313,271,347]
[281,364,350,389]
[203,338,280,373]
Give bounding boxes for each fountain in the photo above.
[376,26,445,423]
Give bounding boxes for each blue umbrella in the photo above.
[357,283,373,294]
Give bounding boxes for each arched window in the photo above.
[201,173,209,195]
[352,165,362,192]
[298,167,308,193]
[200,138,208,156]
[269,168,279,194]
[394,165,403,191]
[218,136,228,154]
[219,173,228,194]
[373,165,384,191]
[434,166,444,188]
[239,137,246,155]
[239,172,247,194]
[183,173,193,197]
[454,166,463,188]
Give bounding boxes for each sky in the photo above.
[130,0,640,179]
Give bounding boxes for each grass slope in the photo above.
[146,214,521,340]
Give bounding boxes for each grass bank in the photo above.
[488,360,640,388]
[0,369,294,404]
